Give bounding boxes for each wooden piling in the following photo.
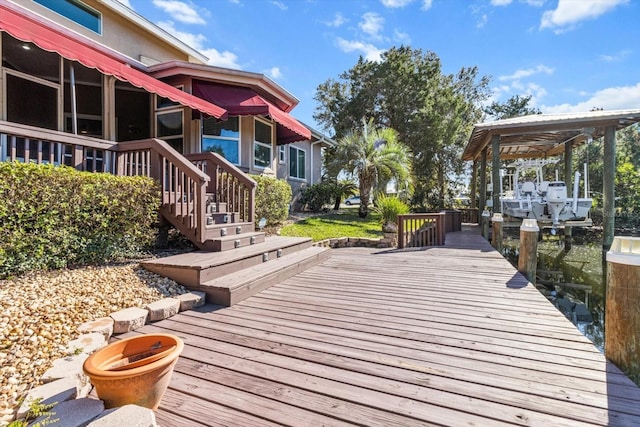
[481,210,490,241]
[491,213,503,253]
[606,236,640,384]
[518,219,539,284]
[564,226,572,251]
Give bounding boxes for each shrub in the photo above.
[299,181,334,213]
[373,194,410,225]
[0,162,159,278]
[253,174,292,226]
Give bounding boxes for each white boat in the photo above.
[499,159,592,230]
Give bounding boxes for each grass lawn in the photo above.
[279,208,383,241]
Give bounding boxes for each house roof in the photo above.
[462,109,640,161]
[148,61,300,112]
[303,123,337,147]
[98,0,209,64]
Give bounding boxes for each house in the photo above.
[0,0,334,251]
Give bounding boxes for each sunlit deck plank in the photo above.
[132,226,640,426]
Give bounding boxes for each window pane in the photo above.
[255,120,272,144]
[203,137,239,164]
[254,143,271,168]
[203,116,239,138]
[2,33,60,83]
[298,149,306,179]
[34,0,101,34]
[289,146,297,177]
[157,111,183,137]
[6,74,58,130]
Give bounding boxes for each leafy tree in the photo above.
[325,120,411,218]
[315,46,489,211]
[483,94,541,120]
[331,179,358,210]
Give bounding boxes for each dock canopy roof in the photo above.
[0,2,227,120]
[462,109,640,161]
[193,81,311,145]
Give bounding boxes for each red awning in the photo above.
[193,81,311,144]
[0,3,227,120]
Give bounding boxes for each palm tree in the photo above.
[326,120,411,218]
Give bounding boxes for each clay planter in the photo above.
[83,333,184,410]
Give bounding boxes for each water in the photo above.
[502,232,606,352]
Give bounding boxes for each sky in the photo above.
[119,0,640,132]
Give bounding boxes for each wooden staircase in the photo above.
[115,138,330,306]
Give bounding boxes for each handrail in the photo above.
[0,120,119,150]
[185,152,256,224]
[397,213,446,248]
[117,139,210,245]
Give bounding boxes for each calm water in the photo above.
[502,232,606,352]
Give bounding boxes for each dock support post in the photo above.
[478,148,487,224]
[491,135,501,214]
[481,209,490,241]
[492,213,503,253]
[606,237,640,384]
[470,160,478,210]
[518,219,539,284]
[564,142,573,251]
[603,125,616,252]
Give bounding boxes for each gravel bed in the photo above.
[0,264,188,425]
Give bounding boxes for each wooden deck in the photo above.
[126,226,640,426]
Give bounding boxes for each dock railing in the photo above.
[397,213,446,248]
[459,208,479,224]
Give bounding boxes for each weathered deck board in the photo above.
[131,226,640,426]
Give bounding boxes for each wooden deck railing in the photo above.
[117,139,210,246]
[459,208,479,224]
[185,152,256,225]
[396,213,446,249]
[0,120,118,172]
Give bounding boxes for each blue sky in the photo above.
[121,0,640,130]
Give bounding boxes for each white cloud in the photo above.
[599,49,632,62]
[152,0,206,25]
[270,1,287,10]
[359,12,384,38]
[393,28,411,44]
[336,38,384,62]
[476,14,488,28]
[201,48,241,69]
[157,21,241,68]
[542,83,640,113]
[421,0,433,10]
[381,0,414,7]
[491,0,512,6]
[267,67,282,79]
[540,0,629,33]
[325,12,348,27]
[499,64,554,81]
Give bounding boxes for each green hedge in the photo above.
[0,162,160,278]
[253,174,292,226]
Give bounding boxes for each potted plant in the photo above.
[373,194,409,246]
[83,333,184,410]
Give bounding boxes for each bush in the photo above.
[373,194,410,225]
[299,181,334,213]
[0,162,159,278]
[253,174,292,226]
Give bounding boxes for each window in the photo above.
[202,116,240,164]
[278,145,286,164]
[253,119,272,169]
[34,0,101,34]
[156,110,183,153]
[289,146,306,180]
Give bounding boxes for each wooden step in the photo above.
[204,222,254,238]
[193,246,331,306]
[141,236,313,287]
[202,231,266,252]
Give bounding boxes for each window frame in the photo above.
[253,118,273,170]
[33,0,102,35]
[289,145,307,180]
[278,145,286,164]
[201,116,241,165]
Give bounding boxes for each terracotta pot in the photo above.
[83,333,184,410]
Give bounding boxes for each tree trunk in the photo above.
[333,197,341,211]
